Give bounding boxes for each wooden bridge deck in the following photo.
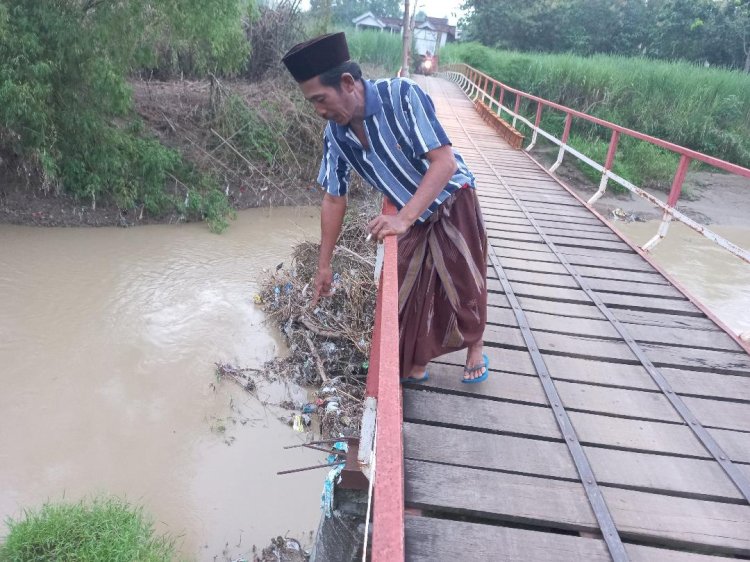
[400,76,750,561]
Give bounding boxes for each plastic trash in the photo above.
[292,414,305,432]
[321,441,348,517]
[302,403,316,414]
[321,342,337,356]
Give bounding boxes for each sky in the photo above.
[298,1,467,25]
[413,0,465,23]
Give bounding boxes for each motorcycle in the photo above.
[415,53,437,76]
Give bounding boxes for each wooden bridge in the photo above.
[348,72,750,562]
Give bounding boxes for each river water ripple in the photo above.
[0,207,322,560]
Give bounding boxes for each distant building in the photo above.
[352,12,456,55]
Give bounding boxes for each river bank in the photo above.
[0,76,322,229]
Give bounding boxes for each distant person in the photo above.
[281,32,489,384]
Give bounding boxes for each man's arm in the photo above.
[367,145,457,240]
[312,192,348,305]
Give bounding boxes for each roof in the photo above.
[354,13,456,38]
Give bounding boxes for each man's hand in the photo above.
[367,213,412,241]
[311,264,334,307]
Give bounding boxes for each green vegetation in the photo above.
[461,0,750,72]
[441,43,750,188]
[0,497,176,562]
[309,0,401,26]
[0,0,251,230]
[346,29,404,73]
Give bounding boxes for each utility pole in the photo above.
[401,0,411,77]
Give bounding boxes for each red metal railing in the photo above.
[443,63,750,264]
[360,200,404,561]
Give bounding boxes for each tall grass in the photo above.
[441,43,750,188]
[344,28,403,74]
[0,497,177,561]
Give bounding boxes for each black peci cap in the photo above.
[281,32,350,83]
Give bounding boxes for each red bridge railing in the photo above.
[443,63,750,264]
[359,199,404,561]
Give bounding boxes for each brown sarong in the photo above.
[397,187,488,376]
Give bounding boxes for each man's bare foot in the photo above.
[401,363,429,383]
[463,341,487,381]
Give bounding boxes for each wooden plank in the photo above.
[481,199,600,222]
[405,422,578,481]
[536,218,620,234]
[485,220,623,242]
[490,239,665,274]
[489,268,685,300]
[405,458,597,533]
[427,357,750,433]
[485,217,622,242]
[684,395,750,432]
[495,255,670,285]
[487,278,701,315]
[404,422,743,502]
[423,361,680,423]
[483,215,614,236]
[404,389,703,458]
[489,293,719,331]
[540,351,750,402]
[483,207,606,228]
[405,516,730,562]
[437,324,750,402]
[487,230,632,253]
[490,192,584,208]
[493,245,658,274]
[479,196,600,217]
[484,184,581,199]
[661,367,750,402]
[405,459,750,555]
[488,303,742,353]
[713,428,750,464]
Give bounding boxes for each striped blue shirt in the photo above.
[316,78,475,223]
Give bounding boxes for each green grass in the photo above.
[343,28,403,74]
[0,497,177,562]
[441,43,750,189]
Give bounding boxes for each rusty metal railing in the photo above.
[442,63,750,264]
[358,199,404,561]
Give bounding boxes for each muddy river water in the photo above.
[615,221,750,337]
[0,207,323,560]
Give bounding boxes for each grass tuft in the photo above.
[0,497,176,562]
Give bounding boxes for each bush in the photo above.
[0,497,176,562]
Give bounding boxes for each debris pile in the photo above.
[256,194,381,439]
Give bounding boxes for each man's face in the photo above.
[299,74,356,126]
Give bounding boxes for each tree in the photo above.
[309,0,401,24]
[725,0,750,71]
[460,0,749,69]
[460,0,566,52]
[0,0,250,222]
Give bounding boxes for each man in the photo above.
[282,32,488,383]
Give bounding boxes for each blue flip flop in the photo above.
[400,371,430,384]
[461,354,489,384]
